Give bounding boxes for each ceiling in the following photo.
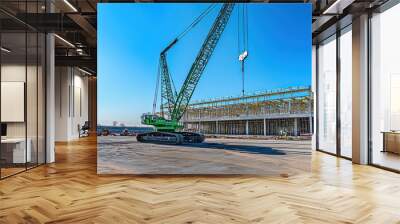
[0,0,390,75]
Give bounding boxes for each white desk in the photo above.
[1,138,31,163]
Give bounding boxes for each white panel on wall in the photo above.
[75,87,81,117]
[1,82,25,122]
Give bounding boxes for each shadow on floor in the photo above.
[98,137,311,156]
[181,142,287,156]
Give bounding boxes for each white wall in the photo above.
[1,65,25,132]
[55,67,89,141]
[1,65,40,138]
[71,73,89,138]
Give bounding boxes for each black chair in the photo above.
[79,121,90,138]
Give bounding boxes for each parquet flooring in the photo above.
[1,137,400,223]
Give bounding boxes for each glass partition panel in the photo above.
[371,3,400,171]
[317,35,337,154]
[38,32,46,165]
[339,27,352,158]
[1,31,27,177]
[27,30,38,169]
[0,1,46,179]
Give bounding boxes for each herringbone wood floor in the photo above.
[1,137,400,224]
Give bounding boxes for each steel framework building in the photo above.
[181,86,313,136]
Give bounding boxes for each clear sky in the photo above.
[98,3,311,126]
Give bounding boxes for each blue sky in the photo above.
[98,3,311,126]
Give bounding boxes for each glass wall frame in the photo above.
[339,25,353,159]
[315,0,400,172]
[0,0,47,179]
[315,24,353,160]
[316,34,337,155]
[369,1,400,172]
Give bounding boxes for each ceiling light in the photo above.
[1,47,11,53]
[54,34,75,48]
[76,48,85,55]
[323,0,341,14]
[78,67,93,76]
[322,0,354,15]
[63,0,78,12]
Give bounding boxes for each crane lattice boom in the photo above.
[159,53,176,117]
[141,3,235,138]
[171,3,235,121]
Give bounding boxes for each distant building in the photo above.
[181,86,313,136]
[112,121,118,127]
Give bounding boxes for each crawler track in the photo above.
[137,131,204,144]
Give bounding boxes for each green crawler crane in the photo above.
[137,3,235,144]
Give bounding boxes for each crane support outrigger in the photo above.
[137,3,235,144]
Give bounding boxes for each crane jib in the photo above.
[161,38,178,55]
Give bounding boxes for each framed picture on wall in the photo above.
[1,81,25,122]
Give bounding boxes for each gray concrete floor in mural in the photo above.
[97,136,311,176]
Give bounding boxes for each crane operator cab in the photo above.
[141,114,158,125]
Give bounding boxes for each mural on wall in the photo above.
[97,3,312,175]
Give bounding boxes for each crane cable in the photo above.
[170,70,177,96]
[153,63,161,115]
[237,4,241,56]
[245,4,249,51]
[177,4,217,40]
[237,4,249,54]
[237,4,249,96]
[174,4,217,95]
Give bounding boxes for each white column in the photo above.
[263,118,266,136]
[294,118,298,136]
[311,45,317,150]
[352,14,369,164]
[46,32,55,163]
[88,77,97,134]
[245,120,249,135]
[308,95,313,134]
[216,121,219,134]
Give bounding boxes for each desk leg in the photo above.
[382,133,386,153]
